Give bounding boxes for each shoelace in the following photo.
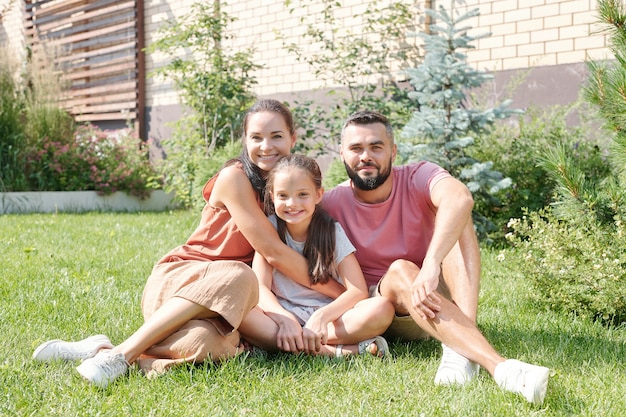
[94,353,129,378]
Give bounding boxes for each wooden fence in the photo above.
[24,0,145,139]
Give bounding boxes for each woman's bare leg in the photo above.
[111,297,219,363]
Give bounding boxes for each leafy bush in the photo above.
[322,158,349,190]
[505,209,626,325]
[24,125,162,199]
[472,104,612,244]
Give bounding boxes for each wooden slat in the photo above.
[55,41,134,63]
[42,21,135,46]
[75,112,136,122]
[72,100,135,114]
[64,92,136,107]
[25,0,143,137]
[65,81,136,97]
[61,60,135,81]
[35,1,134,32]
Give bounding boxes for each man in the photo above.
[322,110,550,405]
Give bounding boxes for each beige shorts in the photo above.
[369,282,430,342]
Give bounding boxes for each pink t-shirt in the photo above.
[322,162,450,287]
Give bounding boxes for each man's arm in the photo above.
[411,176,475,318]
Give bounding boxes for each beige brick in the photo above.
[585,48,612,61]
[502,56,530,70]
[479,12,504,27]
[491,45,517,59]
[557,50,587,64]
[504,9,531,23]
[479,35,504,50]
[544,14,573,29]
[491,22,517,37]
[518,42,545,57]
[531,28,559,43]
[505,32,530,46]
[536,53,557,66]
[559,0,593,14]
[560,24,590,39]
[524,0,547,7]
[531,3,560,18]
[516,17,544,33]
[573,10,598,25]
[575,35,607,50]
[546,39,574,53]
[492,0,520,13]
[467,48,491,64]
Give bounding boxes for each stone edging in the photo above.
[0,191,175,214]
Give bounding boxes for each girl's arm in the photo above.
[303,252,368,344]
[252,251,305,353]
[213,165,345,298]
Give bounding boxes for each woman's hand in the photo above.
[275,316,304,353]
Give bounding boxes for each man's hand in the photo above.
[411,259,442,320]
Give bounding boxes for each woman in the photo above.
[32,99,344,388]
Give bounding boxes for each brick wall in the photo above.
[1,0,612,136]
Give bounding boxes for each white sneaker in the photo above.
[494,359,550,405]
[32,335,113,361]
[76,351,129,389]
[434,344,480,385]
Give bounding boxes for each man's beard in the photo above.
[344,160,392,191]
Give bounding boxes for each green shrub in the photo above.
[472,104,612,244]
[506,208,626,325]
[322,158,349,190]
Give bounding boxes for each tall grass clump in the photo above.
[0,49,28,191]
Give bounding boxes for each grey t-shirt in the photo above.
[267,215,356,325]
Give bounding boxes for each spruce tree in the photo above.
[397,4,519,239]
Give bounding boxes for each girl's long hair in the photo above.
[265,154,337,284]
[225,99,295,202]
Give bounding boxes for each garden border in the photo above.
[0,190,175,214]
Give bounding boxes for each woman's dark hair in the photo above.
[226,99,295,201]
[265,154,337,284]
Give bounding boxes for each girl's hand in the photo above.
[301,327,322,354]
[303,309,329,350]
[276,316,304,353]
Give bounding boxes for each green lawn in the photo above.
[1,212,624,416]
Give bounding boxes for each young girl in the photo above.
[32,100,345,388]
[239,154,394,357]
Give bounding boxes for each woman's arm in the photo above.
[213,165,345,298]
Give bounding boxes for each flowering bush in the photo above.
[24,124,162,199]
[505,209,626,325]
